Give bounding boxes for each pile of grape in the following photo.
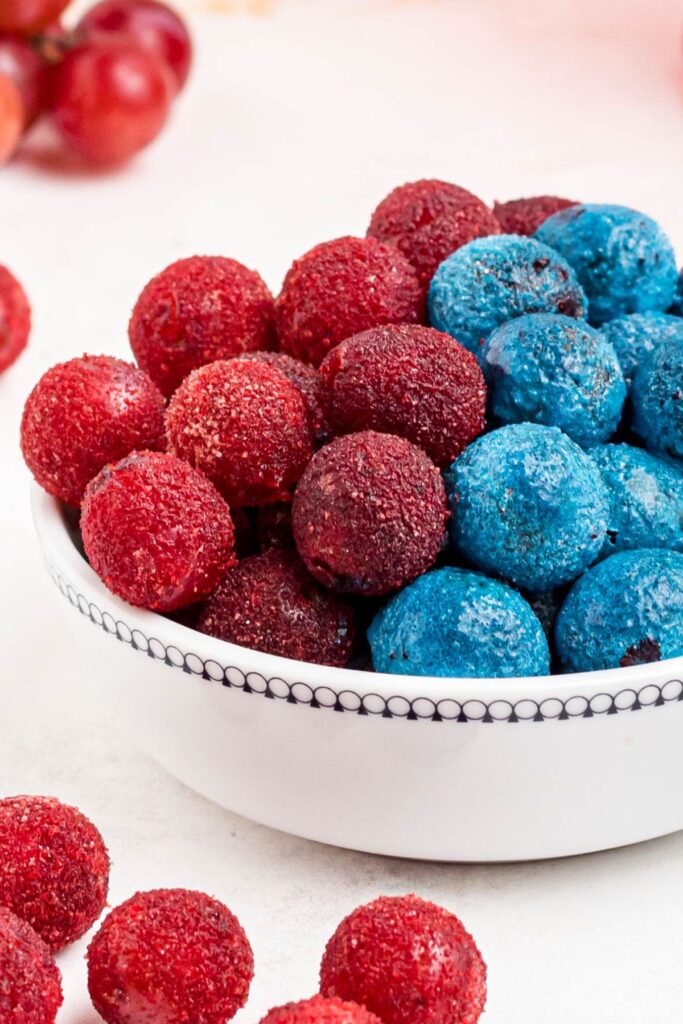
[0,0,191,166]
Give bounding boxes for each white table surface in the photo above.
[2,1,683,1020]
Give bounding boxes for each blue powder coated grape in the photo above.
[427,234,587,360]
[601,312,683,387]
[448,423,608,591]
[368,566,550,678]
[631,336,683,460]
[535,204,677,326]
[482,312,626,447]
[589,443,683,556]
[555,548,683,672]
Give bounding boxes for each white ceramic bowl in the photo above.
[32,484,683,862]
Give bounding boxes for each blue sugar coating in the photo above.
[448,423,608,592]
[427,234,587,360]
[631,336,683,460]
[555,548,683,672]
[669,269,683,316]
[368,566,550,678]
[482,312,626,447]
[589,443,683,556]
[600,312,683,387]
[536,204,677,326]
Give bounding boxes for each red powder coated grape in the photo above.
[129,256,276,397]
[0,263,30,373]
[367,180,500,293]
[259,995,384,1024]
[21,355,166,507]
[320,324,486,468]
[87,889,253,1024]
[78,0,192,94]
[81,451,235,611]
[0,909,62,1024]
[0,796,109,951]
[198,548,356,667]
[236,351,330,444]
[167,359,313,506]
[275,236,423,367]
[292,431,447,596]
[320,895,487,1024]
[493,195,577,236]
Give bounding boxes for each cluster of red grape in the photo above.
[0,0,192,167]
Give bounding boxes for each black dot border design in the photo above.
[48,563,683,724]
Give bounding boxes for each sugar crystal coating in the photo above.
[235,350,330,444]
[0,908,62,1024]
[631,336,683,460]
[368,567,550,677]
[320,894,487,1024]
[536,204,677,325]
[198,549,356,667]
[367,179,500,293]
[320,324,486,467]
[129,256,275,396]
[81,451,235,611]
[259,996,384,1024]
[275,236,423,367]
[21,354,166,507]
[428,234,587,360]
[448,423,608,591]
[167,359,313,505]
[0,263,30,373]
[482,313,626,447]
[292,431,447,596]
[555,549,683,671]
[0,796,109,951]
[87,888,253,1024]
[493,195,577,236]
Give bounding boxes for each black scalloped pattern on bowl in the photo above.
[47,562,683,724]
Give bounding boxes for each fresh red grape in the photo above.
[0,0,69,33]
[51,36,173,166]
[0,74,24,163]
[78,0,192,93]
[0,33,48,126]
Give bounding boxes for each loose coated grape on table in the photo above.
[0,0,191,166]
[17,181,683,678]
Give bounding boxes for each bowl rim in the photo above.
[31,484,683,721]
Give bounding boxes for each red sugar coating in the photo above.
[259,995,384,1024]
[320,324,486,468]
[87,888,253,1024]
[0,908,62,1024]
[275,236,423,367]
[292,431,447,596]
[81,451,235,611]
[198,548,356,667]
[320,895,487,1024]
[129,256,276,397]
[493,195,577,236]
[0,796,109,951]
[235,351,331,444]
[21,355,166,507]
[0,263,30,374]
[367,180,500,292]
[167,359,313,506]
